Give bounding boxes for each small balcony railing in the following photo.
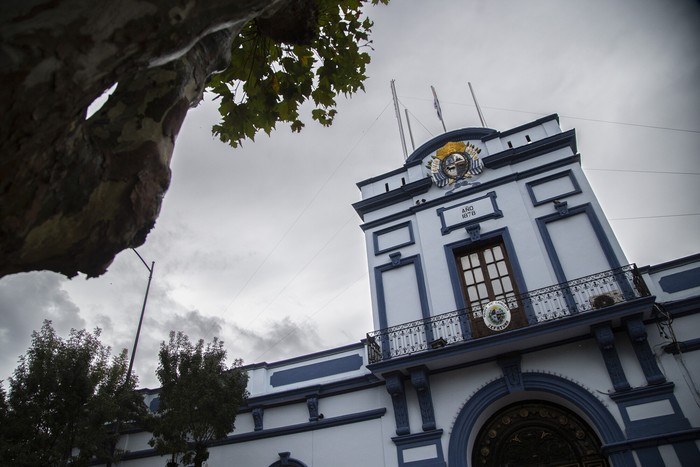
[366,264,650,364]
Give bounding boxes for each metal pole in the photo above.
[390,79,408,159]
[431,86,447,133]
[126,249,154,383]
[468,82,488,128]
[404,108,416,152]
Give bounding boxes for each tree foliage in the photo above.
[0,321,146,466]
[148,332,248,467]
[208,0,389,147]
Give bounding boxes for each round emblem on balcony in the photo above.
[483,300,511,331]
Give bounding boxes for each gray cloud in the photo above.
[225,316,323,365]
[0,272,86,383]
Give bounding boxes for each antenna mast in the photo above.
[468,82,488,127]
[404,109,416,152]
[390,80,408,159]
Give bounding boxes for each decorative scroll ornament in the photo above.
[427,141,484,188]
[483,300,511,331]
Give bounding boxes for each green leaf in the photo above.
[207,0,389,148]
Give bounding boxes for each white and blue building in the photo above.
[112,114,700,466]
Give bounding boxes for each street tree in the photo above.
[0,384,8,461]
[148,331,248,467]
[0,0,388,280]
[0,321,146,466]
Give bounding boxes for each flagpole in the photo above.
[404,109,416,152]
[431,86,447,133]
[390,80,408,159]
[468,82,488,128]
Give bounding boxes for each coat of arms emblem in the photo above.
[427,141,484,188]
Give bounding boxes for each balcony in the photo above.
[366,265,651,364]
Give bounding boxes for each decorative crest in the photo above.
[427,141,484,188]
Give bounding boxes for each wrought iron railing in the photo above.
[366,264,650,364]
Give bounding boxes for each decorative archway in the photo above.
[472,401,607,466]
[447,373,635,467]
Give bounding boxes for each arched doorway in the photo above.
[472,401,608,467]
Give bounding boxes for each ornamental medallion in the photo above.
[483,300,511,331]
[427,141,484,188]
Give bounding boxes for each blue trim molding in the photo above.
[609,383,688,436]
[405,127,496,164]
[353,178,432,220]
[497,354,524,393]
[306,394,320,422]
[393,429,446,467]
[356,160,422,189]
[252,407,264,431]
[591,323,631,391]
[436,191,502,235]
[374,221,415,255]
[465,223,480,242]
[148,397,160,413]
[447,373,635,467]
[246,342,364,371]
[385,371,411,436]
[408,366,436,431]
[663,337,700,355]
[444,227,532,336]
[482,113,560,141]
[118,408,387,462]
[553,199,569,216]
[645,252,700,274]
[367,296,656,375]
[270,354,364,387]
[659,266,700,293]
[359,154,581,232]
[623,314,665,385]
[482,129,577,170]
[374,255,431,332]
[243,374,382,413]
[525,169,581,206]
[536,203,622,286]
[608,382,700,465]
[356,127,576,223]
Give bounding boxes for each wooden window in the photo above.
[457,240,517,308]
[455,238,527,336]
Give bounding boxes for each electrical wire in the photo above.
[216,100,391,322]
[608,213,700,221]
[399,100,434,138]
[241,214,357,328]
[205,101,392,346]
[584,168,700,176]
[400,95,700,135]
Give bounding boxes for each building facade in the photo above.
[112,114,700,467]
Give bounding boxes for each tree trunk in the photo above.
[0,0,290,278]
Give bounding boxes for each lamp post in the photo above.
[126,248,155,384]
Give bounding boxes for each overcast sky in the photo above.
[1,0,699,389]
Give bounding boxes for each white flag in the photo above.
[431,85,443,122]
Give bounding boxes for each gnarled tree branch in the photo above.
[0,0,303,278]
